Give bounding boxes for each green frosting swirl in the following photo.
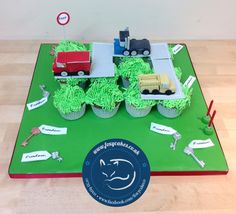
[86,78,124,111]
[124,83,156,109]
[115,57,153,83]
[53,85,86,114]
[158,85,193,113]
[90,76,118,84]
[58,78,88,86]
[54,40,90,55]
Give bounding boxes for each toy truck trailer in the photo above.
[138,74,176,95]
[114,28,151,56]
[53,51,91,77]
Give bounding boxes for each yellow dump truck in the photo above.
[138,74,176,95]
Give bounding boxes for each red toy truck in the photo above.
[53,51,91,77]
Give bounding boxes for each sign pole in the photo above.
[56,12,70,40]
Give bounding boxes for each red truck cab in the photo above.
[53,51,91,77]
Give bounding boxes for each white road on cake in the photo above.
[150,43,171,59]
[89,42,115,78]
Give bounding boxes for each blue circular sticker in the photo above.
[82,139,150,207]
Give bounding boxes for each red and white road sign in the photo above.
[56,12,70,26]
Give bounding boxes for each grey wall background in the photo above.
[1,0,236,41]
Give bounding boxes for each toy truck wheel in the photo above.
[165,90,172,95]
[142,89,150,94]
[152,89,160,94]
[61,71,68,77]
[77,71,85,76]
[143,50,150,56]
[131,50,138,56]
[123,50,130,56]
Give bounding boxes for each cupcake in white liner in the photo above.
[124,83,156,118]
[125,101,152,117]
[59,104,86,120]
[92,103,120,119]
[157,85,193,118]
[157,104,181,118]
[86,78,123,119]
[53,84,86,120]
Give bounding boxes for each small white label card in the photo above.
[21,151,51,162]
[39,125,67,135]
[27,97,48,111]
[188,139,214,149]
[183,75,196,89]
[172,44,184,55]
[150,122,177,135]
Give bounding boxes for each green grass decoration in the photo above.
[116,57,153,83]
[59,78,88,86]
[86,79,124,111]
[114,64,121,80]
[54,40,89,55]
[158,85,193,113]
[53,85,86,114]
[124,83,156,109]
[89,76,118,84]
[174,67,182,80]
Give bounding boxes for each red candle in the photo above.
[207,100,214,116]
[208,110,216,127]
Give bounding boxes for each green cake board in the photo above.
[9,44,228,178]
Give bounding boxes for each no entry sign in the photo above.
[56,12,70,26]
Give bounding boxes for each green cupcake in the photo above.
[53,84,86,120]
[86,78,123,118]
[124,83,156,117]
[157,85,193,118]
